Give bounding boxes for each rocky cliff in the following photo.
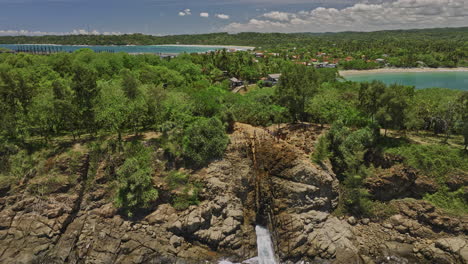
[0,123,466,264]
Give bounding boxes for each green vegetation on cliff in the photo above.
[115,143,158,217]
[0,47,466,217]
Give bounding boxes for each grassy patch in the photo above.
[424,187,468,216]
[165,170,201,210]
[28,173,73,196]
[26,150,84,196]
[384,144,468,182]
[382,141,468,215]
[173,183,202,210]
[165,171,189,190]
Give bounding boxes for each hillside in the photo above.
[0,123,466,263]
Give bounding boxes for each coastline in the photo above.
[340,67,468,76]
[159,44,256,50]
[1,43,256,50]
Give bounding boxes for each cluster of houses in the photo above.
[229,73,282,92]
[254,52,280,58]
[252,50,390,68]
[229,77,244,89]
[264,74,281,86]
[310,62,337,68]
[227,51,392,93]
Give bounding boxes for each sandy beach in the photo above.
[340,67,468,76]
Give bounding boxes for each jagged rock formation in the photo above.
[0,123,466,264]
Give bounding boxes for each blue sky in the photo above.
[0,0,467,35]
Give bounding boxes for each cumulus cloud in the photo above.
[225,0,468,33]
[179,8,191,16]
[200,12,209,18]
[263,11,292,21]
[0,29,123,36]
[215,14,230,19]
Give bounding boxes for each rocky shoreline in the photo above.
[0,123,466,264]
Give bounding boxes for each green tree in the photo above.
[94,81,129,141]
[121,68,139,99]
[138,65,184,88]
[0,65,36,140]
[358,81,386,121]
[71,63,99,134]
[182,117,229,168]
[342,168,375,217]
[376,84,414,135]
[141,84,166,129]
[312,135,330,165]
[276,64,319,121]
[307,88,362,127]
[28,84,56,141]
[456,92,468,150]
[51,78,77,135]
[115,143,158,217]
[229,87,289,126]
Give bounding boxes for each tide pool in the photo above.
[344,71,468,90]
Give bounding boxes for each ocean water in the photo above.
[344,71,468,90]
[0,44,249,54]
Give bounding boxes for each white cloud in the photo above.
[263,11,292,21]
[225,0,468,33]
[0,29,123,36]
[103,31,124,35]
[215,14,230,19]
[200,12,210,18]
[178,8,191,16]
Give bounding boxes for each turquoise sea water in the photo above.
[0,44,244,54]
[344,71,468,90]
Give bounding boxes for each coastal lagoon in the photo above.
[0,44,253,54]
[343,71,468,90]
